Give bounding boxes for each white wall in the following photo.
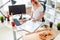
[0,0,4,16]
[0,0,31,16]
[2,0,31,12]
[0,0,2,6]
[2,0,11,12]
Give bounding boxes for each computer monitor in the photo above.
[9,4,26,15]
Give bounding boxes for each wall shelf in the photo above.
[44,0,60,25]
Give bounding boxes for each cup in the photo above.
[49,22,53,28]
[42,17,45,22]
[11,21,15,27]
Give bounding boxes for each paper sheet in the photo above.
[19,20,42,32]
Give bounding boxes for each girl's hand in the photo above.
[32,19,37,22]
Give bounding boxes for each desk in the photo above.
[0,14,43,40]
[1,14,60,40]
[4,22,43,40]
[21,22,60,40]
[0,21,31,40]
[0,14,31,40]
[22,28,60,40]
[0,20,60,40]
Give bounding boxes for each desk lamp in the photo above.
[0,0,16,20]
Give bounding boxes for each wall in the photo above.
[0,0,4,16]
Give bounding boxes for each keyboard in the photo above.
[20,20,42,32]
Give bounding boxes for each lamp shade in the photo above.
[11,0,16,5]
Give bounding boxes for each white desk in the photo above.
[0,14,43,40]
[54,34,60,40]
[0,19,60,40]
[22,27,60,40]
[9,14,43,32]
[2,14,60,40]
[0,14,31,40]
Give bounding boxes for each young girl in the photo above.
[30,0,44,22]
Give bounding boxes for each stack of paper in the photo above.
[19,20,42,32]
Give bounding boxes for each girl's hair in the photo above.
[31,0,35,3]
[31,0,38,5]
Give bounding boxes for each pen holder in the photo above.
[49,22,53,28]
[0,16,4,23]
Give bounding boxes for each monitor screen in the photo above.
[9,5,26,15]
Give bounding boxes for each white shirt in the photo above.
[32,6,44,21]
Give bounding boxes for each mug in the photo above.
[11,21,15,27]
[49,22,53,28]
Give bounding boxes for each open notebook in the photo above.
[19,20,42,32]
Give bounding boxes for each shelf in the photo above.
[45,0,60,23]
[45,4,55,9]
[56,0,60,3]
[46,4,52,8]
[45,11,55,16]
[55,18,60,21]
[46,4,60,12]
[54,19,60,24]
[51,0,60,3]
[51,0,56,2]
[44,16,54,22]
[55,15,60,20]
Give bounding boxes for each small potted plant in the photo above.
[44,24,49,30]
[57,22,60,30]
[0,16,4,23]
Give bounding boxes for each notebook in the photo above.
[19,20,42,32]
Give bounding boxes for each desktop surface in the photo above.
[0,16,60,40]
